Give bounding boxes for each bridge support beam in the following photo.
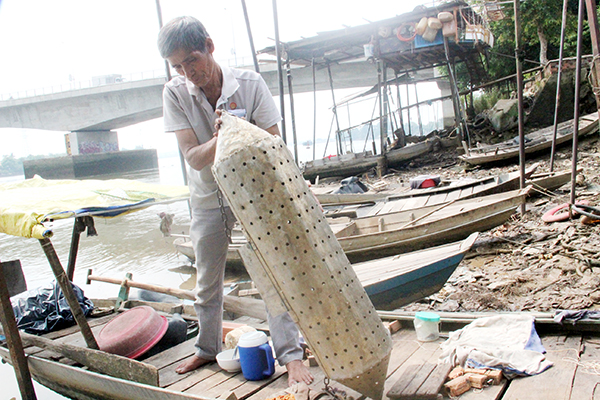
[436,80,456,129]
[66,130,119,155]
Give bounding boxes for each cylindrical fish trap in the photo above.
[213,114,392,399]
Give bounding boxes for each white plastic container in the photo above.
[413,312,440,341]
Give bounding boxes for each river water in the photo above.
[1,155,218,399]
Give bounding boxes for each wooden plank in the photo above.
[415,362,452,398]
[2,349,217,400]
[42,313,116,341]
[387,363,437,398]
[183,367,238,396]
[384,330,442,399]
[146,338,197,369]
[569,336,600,400]
[208,366,286,400]
[502,335,582,400]
[165,363,222,392]
[32,320,106,360]
[237,365,291,400]
[386,329,423,377]
[20,331,159,386]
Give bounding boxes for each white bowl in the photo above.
[216,349,241,372]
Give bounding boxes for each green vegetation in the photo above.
[447,0,598,115]
[472,87,510,115]
[479,0,588,81]
[0,153,68,177]
[0,154,23,177]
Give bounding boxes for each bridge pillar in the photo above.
[436,80,457,130]
[65,130,119,155]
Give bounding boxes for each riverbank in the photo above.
[335,130,600,314]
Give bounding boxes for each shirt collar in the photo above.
[185,63,239,108]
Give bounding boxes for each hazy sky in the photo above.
[0,0,441,159]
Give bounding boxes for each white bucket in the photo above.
[413,312,440,341]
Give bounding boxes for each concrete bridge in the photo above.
[0,62,382,133]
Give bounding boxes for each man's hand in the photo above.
[214,109,223,137]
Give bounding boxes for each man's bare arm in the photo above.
[265,124,280,137]
[174,128,217,171]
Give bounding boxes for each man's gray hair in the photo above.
[158,16,210,59]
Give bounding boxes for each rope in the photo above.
[572,204,600,220]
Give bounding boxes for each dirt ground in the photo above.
[345,131,600,313]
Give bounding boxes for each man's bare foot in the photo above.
[286,359,314,386]
[175,355,212,374]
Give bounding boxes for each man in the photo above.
[157,16,313,386]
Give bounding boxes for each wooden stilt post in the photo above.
[405,71,412,136]
[241,0,260,75]
[0,259,37,400]
[286,56,299,163]
[550,0,570,172]
[585,0,600,114]
[327,62,343,155]
[377,60,388,177]
[395,72,406,147]
[570,0,586,208]
[272,0,287,144]
[39,238,98,349]
[514,0,527,215]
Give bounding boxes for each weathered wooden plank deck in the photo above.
[16,311,600,400]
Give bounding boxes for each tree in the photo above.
[0,154,23,177]
[468,0,592,81]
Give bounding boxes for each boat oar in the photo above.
[19,331,159,386]
[86,270,268,321]
[397,199,458,230]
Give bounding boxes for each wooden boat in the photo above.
[355,232,478,310]
[459,112,599,166]
[176,233,477,310]
[332,187,530,263]
[302,138,437,182]
[314,163,538,212]
[176,188,528,266]
[528,169,574,193]
[0,232,477,400]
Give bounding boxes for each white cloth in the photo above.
[439,314,553,378]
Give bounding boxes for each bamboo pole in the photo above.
[312,58,317,161]
[241,0,260,74]
[272,0,287,144]
[286,56,299,163]
[39,238,98,350]
[513,0,526,215]
[327,62,343,156]
[550,0,570,172]
[570,0,585,208]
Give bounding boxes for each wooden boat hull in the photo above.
[178,189,526,271]
[302,139,434,181]
[356,233,478,310]
[459,113,599,166]
[529,169,573,193]
[315,164,537,212]
[335,187,529,263]
[0,347,209,400]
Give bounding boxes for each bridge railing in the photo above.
[0,70,168,101]
[0,55,258,102]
